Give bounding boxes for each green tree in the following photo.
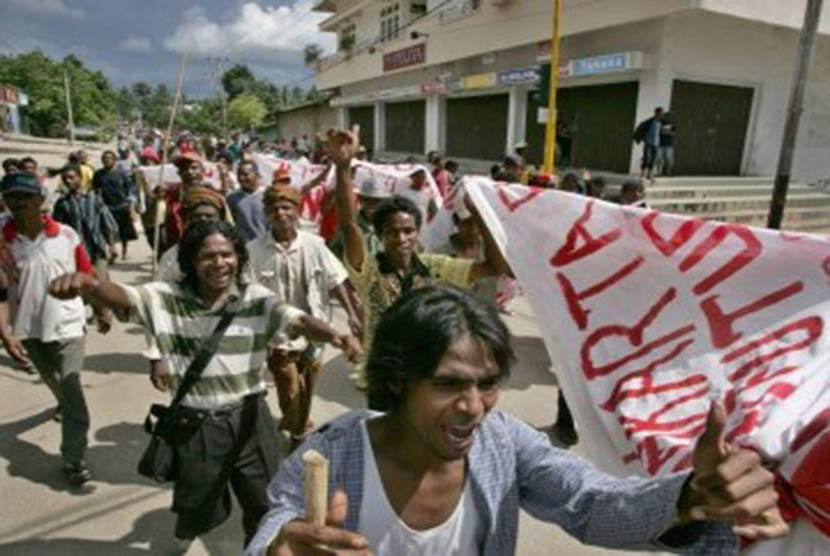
[0,50,119,137]
[227,93,267,130]
[304,44,323,67]
[221,64,255,99]
[131,81,151,98]
[177,96,224,136]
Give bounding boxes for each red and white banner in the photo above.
[252,155,448,248]
[136,162,223,190]
[466,178,830,550]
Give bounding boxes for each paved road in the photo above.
[0,136,658,555]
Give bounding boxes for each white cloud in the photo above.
[9,0,85,19]
[163,1,335,56]
[119,35,153,53]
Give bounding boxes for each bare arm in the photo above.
[289,312,361,363]
[48,272,132,312]
[468,197,512,281]
[326,128,367,273]
[331,280,363,341]
[0,299,28,364]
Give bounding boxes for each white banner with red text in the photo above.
[465,177,830,552]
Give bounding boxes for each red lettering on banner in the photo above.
[700,282,805,350]
[551,201,622,267]
[641,212,704,257]
[619,384,710,437]
[721,316,822,382]
[629,422,707,475]
[601,339,699,412]
[556,256,644,330]
[678,225,762,295]
[581,288,696,379]
[497,186,543,212]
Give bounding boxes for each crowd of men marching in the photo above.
[0,128,786,555]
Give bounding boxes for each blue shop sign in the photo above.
[497,67,539,85]
[571,53,628,76]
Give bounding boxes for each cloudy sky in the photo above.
[0,0,337,97]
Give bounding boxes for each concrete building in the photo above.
[311,0,830,180]
[257,98,339,143]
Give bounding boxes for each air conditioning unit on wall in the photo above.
[411,1,427,14]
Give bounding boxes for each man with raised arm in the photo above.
[328,127,509,397]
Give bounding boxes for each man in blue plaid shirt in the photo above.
[248,286,787,556]
[53,164,119,270]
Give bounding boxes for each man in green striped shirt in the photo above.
[49,220,361,550]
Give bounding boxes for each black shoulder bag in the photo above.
[138,309,236,482]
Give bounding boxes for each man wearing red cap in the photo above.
[248,180,361,448]
[163,151,206,251]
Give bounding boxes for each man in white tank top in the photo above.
[249,286,787,556]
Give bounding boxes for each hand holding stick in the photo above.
[303,449,329,527]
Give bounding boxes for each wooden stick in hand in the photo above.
[302,449,329,527]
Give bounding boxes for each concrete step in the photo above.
[649,193,830,211]
[646,184,815,199]
[653,176,775,187]
[686,206,829,223]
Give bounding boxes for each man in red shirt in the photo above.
[163,152,206,251]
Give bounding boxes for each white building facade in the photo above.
[312,0,830,180]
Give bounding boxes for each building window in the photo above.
[440,0,480,24]
[380,3,400,42]
[339,23,356,51]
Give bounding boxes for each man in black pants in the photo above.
[50,221,361,550]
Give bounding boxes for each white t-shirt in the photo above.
[5,218,87,342]
[358,419,483,555]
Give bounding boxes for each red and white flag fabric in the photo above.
[136,162,223,190]
[252,155,448,247]
[465,177,830,553]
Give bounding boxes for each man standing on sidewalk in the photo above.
[248,183,362,448]
[634,107,664,182]
[0,172,109,486]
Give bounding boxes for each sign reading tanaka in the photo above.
[383,43,426,72]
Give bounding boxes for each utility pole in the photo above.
[63,68,75,146]
[767,0,823,229]
[543,0,561,174]
[222,92,228,137]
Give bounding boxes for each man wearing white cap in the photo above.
[330,178,388,260]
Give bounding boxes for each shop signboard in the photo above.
[383,43,426,72]
[497,67,540,86]
[378,85,420,101]
[461,72,496,89]
[420,78,445,96]
[571,52,628,76]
